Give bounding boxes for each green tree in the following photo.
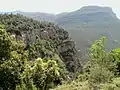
[28,39,55,60]
[86,37,116,89]
[0,25,66,90]
[16,62,37,90]
[32,58,62,90]
[0,25,12,62]
[111,48,120,74]
[0,25,28,90]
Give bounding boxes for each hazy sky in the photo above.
[0,0,120,17]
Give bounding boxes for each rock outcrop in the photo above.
[0,14,82,75]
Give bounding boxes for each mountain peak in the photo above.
[80,6,112,10]
[77,6,114,14]
[56,6,119,28]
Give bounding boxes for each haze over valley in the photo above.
[7,6,120,55]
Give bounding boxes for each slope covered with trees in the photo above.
[10,6,120,57]
[52,37,120,90]
[0,14,83,89]
[0,25,65,90]
[0,14,82,77]
[1,13,120,90]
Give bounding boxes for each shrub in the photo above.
[88,64,114,89]
[51,80,90,90]
[101,77,120,90]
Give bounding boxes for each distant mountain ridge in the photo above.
[0,6,119,23]
[56,6,120,56]
[56,6,119,28]
[1,6,120,56]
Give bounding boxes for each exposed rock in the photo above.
[0,14,83,75]
[59,40,82,74]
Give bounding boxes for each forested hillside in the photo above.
[1,12,120,90]
[10,6,120,57]
[52,37,120,90]
[0,14,82,74]
[0,14,83,90]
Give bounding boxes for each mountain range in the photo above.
[1,6,120,56]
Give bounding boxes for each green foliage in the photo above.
[53,37,119,90]
[51,80,90,90]
[2,13,120,90]
[15,57,63,90]
[88,64,114,89]
[86,37,116,89]
[0,25,28,90]
[0,14,79,76]
[16,80,37,90]
[100,77,120,90]
[18,62,37,90]
[73,37,117,89]
[28,39,56,60]
[89,37,113,68]
[89,37,107,61]
[32,58,62,89]
[0,26,65,90]
[111,48,120,62]
[89,37,116,71]
[77,73,88,81]
[0,14,43,32]
[111,48,120,74]
[28,39,67,78]
[0,25,12,61]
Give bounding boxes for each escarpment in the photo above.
[0,14,82,76]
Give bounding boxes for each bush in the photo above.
[51,80,90,90]
[88,64,114,89]
[100,77,120,90]
[0,25,65,90]
[0,25,28,90]
[32,58,63,90]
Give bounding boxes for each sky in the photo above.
[0,0,120,17]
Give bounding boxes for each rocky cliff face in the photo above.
[23,23,82,75]
[0,14,82,75]
[59,40,82,73]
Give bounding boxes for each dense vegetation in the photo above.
[0,14,82,90]
[14,6,120,58]
[0,14,82,77]
[0,25,67,90]
[52,37,120,90]
[1,14,120,90]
